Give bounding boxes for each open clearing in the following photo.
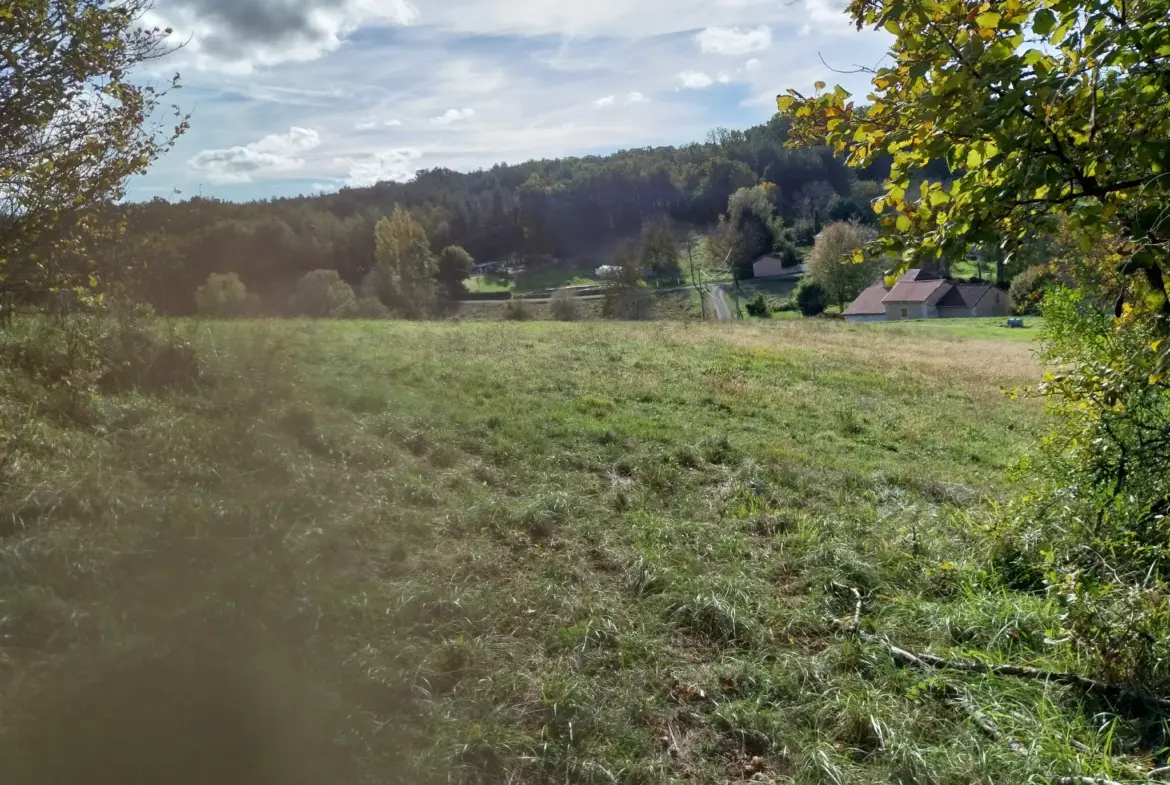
[2,318,1126,785]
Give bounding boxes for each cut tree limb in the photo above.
[858,632,1170,711]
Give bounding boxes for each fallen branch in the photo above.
[936,682,1026,753]
[859,632,1170,711]
[831,581,861,634]
[829,584,1170,782]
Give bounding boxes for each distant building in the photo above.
[882,268,951,320]
[751,254,805,279]
[843,268,1012,322]
[935,281,1012,318]
[842,282,890,323]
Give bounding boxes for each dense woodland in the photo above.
[108,117,949,315]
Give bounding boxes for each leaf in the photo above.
[814,80,826,90]
[88,274,98,288]
[896,214,912,231]
[1032,8,1056,34]
[1023,49,1044,66]
[966,148,983,169]
[776,95,796,111]
[975,11,1001,28]
[929,190,950,206]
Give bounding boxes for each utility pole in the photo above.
[687,238,706,320]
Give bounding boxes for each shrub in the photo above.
[549,288,581,321]
[287,269,357,317]
[1009,264,1060,315]
[0,310,201,427]
[437,245,475,300]
[347,296,391,319]
[795,281,826,316]
[744,294,771,318]
[602,285,653,320]
[1000,288,1170,690]
[786,219,818,247]
[502,298,535,321]
[806,221,880,309]
[826,194,865,223]
[194,273,258,318]
[772,238,802,268]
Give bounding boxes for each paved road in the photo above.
[707,284,732,321]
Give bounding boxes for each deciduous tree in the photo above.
[639,217,682,283]
[373,206,436,317]
[806,221,879,309]
[1,0,187,307]
[436,245,474,300]
[776,0,1170,689]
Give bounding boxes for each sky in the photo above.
[129,0,893,202]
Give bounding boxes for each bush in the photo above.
[1000,288,1170,690]
[194,273,258,318]
[502,298,535,321]
[772,238,802,268]
[549,289,581,321]
[602,285,654,320]
[786,220,818,247]
[806,221,880,309]
[826,194,865,223]
[346,296,391,319]
[287,269,357,317]
[0,310,201,427]
[795,281,826,316]
[744,294,771,318]
[1009,264,1060,315]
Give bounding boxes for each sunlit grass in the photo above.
[3,317,1139,785]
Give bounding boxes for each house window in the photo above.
[900,307,908,318]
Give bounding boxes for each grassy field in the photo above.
[465,275,515,293]
[2,316,1147,785]
[870,316,1042,342]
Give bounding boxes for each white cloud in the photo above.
[339,149,423,187]
[804,0,851,27]
[431,108,476,125]
[149,0,420,73]
[799,23,812,36]
[677,71,715,89]
[355,118,403,130]
[131,0,894,200]
[597,91,645,108]
[189,126,321,182]
[745,57,762,71]
[696,25,773,55]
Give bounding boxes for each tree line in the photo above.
[91,118,946,316]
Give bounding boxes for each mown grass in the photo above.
[869,316,1043,342]
[0,316,1153,784]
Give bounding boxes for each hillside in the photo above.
[4,317,1136,785]
[99,119,952,317]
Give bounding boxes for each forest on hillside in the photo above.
[96,118,949,315]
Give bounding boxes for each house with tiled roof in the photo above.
[843,269,1012,323]
[841,281,890,322]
